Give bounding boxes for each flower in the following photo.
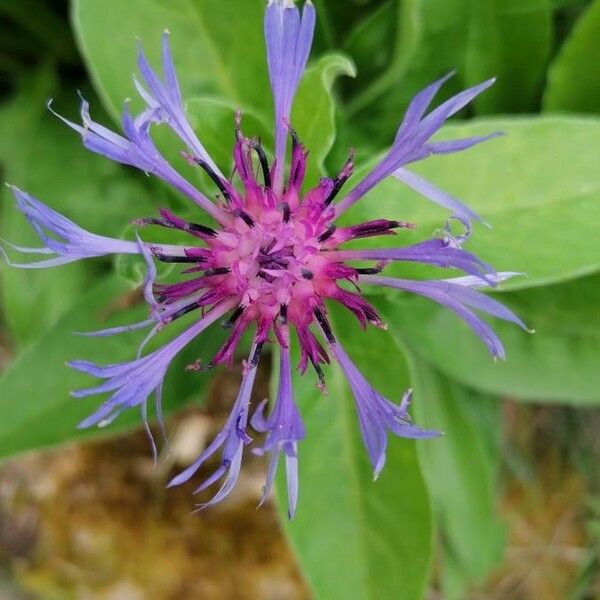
[1,0,527,517]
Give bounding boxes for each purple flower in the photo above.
[1,0,527,515]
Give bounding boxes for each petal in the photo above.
[392,167,487,226]
[335,77,496,217]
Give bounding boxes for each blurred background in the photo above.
[1,0,600,598]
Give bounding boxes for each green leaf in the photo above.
[275,308,432,600]
[379,274,600,404]
[72,0,269,122]
[403,353,505,597]
[0,276,223,458]
[292,53,356,186]
[341,116,600,290]
[544,0,600,112]
[0,67,153,345]
[341,1,397,91]
[346,0,552,143]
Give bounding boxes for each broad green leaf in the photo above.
[544,0,600,112]
[346,0,552,143]
[292,53,356,186]
[402,353,505,597]
[379,274,600,404]
[341,116,600,290]
[275,308,432,600]
[72,0,269,122]
[0,67,153,345]
[0,276,223,458]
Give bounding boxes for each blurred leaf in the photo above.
[400,351,505,597]
[0,275,223,458]
[0,67,152,345]
[0,0,75,61]
[463,0,552,115]
[346,0,552,143]
[341,1,397,91]
[341,116,600,290]
[377,274,600,404]
[544,0,600,112]
[72,0,269,122]
[275,308,432,600]
[551,0,591,7]
[292,53,356,186]
[312,0,395,49]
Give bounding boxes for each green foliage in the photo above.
[276,308,432,600]
[544,0,600,111]
[0,276,222,457]
[72,0,269,122]
[345,0,552,145]
[404,357,505,599]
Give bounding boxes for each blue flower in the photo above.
[1,0,527,516]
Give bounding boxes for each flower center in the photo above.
[210,202,333,325]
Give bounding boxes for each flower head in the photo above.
[2,0,527,516]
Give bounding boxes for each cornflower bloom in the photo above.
[1,0,526,517]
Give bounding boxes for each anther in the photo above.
[278,202,291,222]
[301,269,314,280]
[251,342,264,367]
[279,304,288,325]
[189,155,231,202]
[356,267,385,275]
[153,253,204,264]
[314,308,335,343]
[204,267,231,276]
[168,301,201,322]
[317,225,336,243]
[221,306,244,329]
[234,209,255,227]
[134,215,217,237]
[249,139,272,188]
[323,149,355,206]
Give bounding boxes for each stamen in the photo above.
[153,253,205,264]
[221,306,244,329]
[314,308,335,343]
[317,224,336,243]
[189,155,232,203]
[249,139,272,188]
[324,149,355,206]
[279,304,288,325]
[342,220,408,240]
[313,363,325,385]
[204,267,231,276]
[251,342,264,366]
[167,301,201,322]
[134,215,217,237]
[301,269,314,280]
[234,209,255,228]
[278,202,291,222]
[356,266,385,275]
